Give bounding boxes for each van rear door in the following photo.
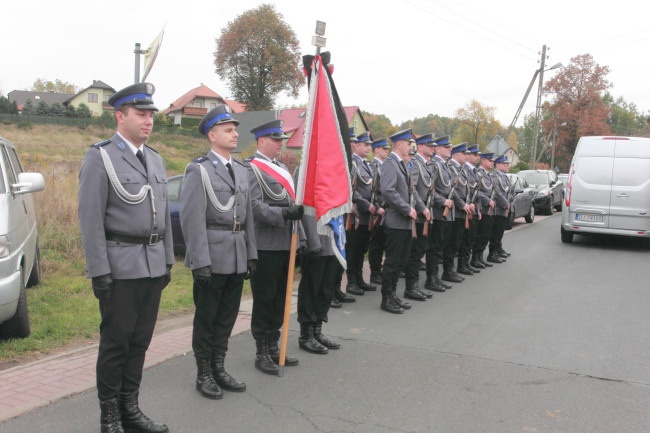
[608,140,650,231]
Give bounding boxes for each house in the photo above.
[487,135,519,165]
[7,90,70,112]
[64,80,116,116]
[162,84,246,125]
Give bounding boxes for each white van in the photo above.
[561,136,650,243]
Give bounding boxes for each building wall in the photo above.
[69,88,114,117]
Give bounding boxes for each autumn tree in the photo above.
[32,78,77,94]
[603,92,649,136]
[214,4,304,110]
[454,100,501,148]
[542,54,612,170]
[364,112,396,141]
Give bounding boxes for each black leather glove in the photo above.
[92,274,114,304]
[282,204,304,221]
[162,265,172,289]
[245,259,257,280]
[192,266,212,289]
[302,248,322,264]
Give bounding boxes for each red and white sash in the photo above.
[250,157,296,200]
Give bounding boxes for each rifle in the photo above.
[442,175,460,219]
[345,163,358,231]
[408,168,417,238]
[368,167,379,232]
[422,162,438,237]
[487,184,497,216]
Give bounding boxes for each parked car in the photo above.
[505,173,536,229]
[561,136,650,243]
[518,169,563,215]
[167,174,185,256]
[0,137,45,339]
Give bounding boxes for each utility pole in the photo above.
[531,45,547,168]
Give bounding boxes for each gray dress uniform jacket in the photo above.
[463,163,481,216]
[406,153,432,223]
[430,155,455,221]
[476,166,494,215]
[491,170,511,217]
[78,135,174,279]
[180,154,257,275]
[351,154,375,226]
[380,153,415,230]
[448,158,468,219]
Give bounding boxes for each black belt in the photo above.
[207,221,241,233]
[105,232,162,246]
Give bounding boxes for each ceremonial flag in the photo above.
[295,52,352,268]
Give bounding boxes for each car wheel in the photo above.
[27,241,42,287]
[0,266,31,339]
[506,210,514,230]
[546,199,554,215]
[561,226,574,244]
[525,205,535,223]
[554,199,563,212]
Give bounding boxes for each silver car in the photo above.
[0,137,45,339]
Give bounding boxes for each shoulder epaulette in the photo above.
[193,156,209,163]
[232,159,245,167]
[243,156,255,163]
[144,144,159,155]
[90,139,111,148]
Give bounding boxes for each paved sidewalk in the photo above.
[0,294,298,423]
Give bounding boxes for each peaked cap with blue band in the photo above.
[479,152,494,159]
[356,131,372,144]
[108,82,158,111]
[390,128,415,143]
[198,104,239,135]
[493,155,510,164]
[371,138,390,149]
[434,135,451,147]
[250,119,289,140]
[467,144,480,154]
[451,142,468,154]
[415,133,435,146]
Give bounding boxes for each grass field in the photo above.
[0,123,254,364]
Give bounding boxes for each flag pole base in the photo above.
[278,365,285,377]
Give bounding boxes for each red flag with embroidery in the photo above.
[296,53,352,267]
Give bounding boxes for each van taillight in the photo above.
[565,165,574,207]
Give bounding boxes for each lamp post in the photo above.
[531,46,562,167]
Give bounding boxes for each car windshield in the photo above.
[520,172,549,185]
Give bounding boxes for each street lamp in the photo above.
[531,50,562,167]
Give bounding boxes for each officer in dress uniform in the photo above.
[245,119,303,375]
[378,129,419,314]
[78,82,172,433]
[443,143,472,283]
[473,152,497,267]
[424,135,454,293]
[181,105,257,400]
[403,134,435,301]
[367,138,390,285]
[458,144,482,274]
[345,130,378,296]
[488,155,512,263]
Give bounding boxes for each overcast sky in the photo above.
[3,0,649,127]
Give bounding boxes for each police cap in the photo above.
[108,82,158,111]
[250,119,289,140]
[198,104,239,135]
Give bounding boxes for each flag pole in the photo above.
[277,21,327,377]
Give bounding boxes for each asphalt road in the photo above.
[2,213,650,433]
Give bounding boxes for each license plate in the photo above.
[576,213,603,222]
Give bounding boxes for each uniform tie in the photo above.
[225,162,235,183]
[136,149,146,170]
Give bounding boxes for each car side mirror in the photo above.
[12,172,45,195]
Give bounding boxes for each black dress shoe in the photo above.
[419,288,434,298]
[471,259,486,269]
[498,251,509,258]
[450,270,465,281]
[370,274,382,285]
[330,298,342,308]
[487,253,504,263]
[357,279,377,291]
[425,277,445,293]
[480,258,493,267]
[346,283,364,296]
[499,249,511,257]
[404,289,427,301]
[380,296,404,314]
[391,293,411,309]
[436,276,452,290]
[457,266,474,276]
[335,288,356,302]
[467,264,480,273]
[441,272,463,283]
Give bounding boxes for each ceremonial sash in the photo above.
[250,157,296,200]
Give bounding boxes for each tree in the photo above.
[454,100,501,147]
[32,78,77,94]
[542,54,612,170]
[0,96,18,114]
[75,103,91,118]
[214,4,304,110]
[603,92,649,136]
[364,112,396,140]
[22,99,34,115]
[49,102,66,117]
[36,101,50,115]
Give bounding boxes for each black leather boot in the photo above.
[268,330,299,366]
[212,353,246,392]
[345,274,364,296]
[442,269,463,283]
[330,297,342,308]
[299,323,328,354]
[380,292,404,314]
[255,338,279,375]
[471,252,486,269]
[100,398,124,433]
[356,273,377,291]
[404,279,427,301]
[478,250,493,267]
[335,287,355,303]
[467,260,480,273]
[391,292,411,310]
[457,257,474,276]
[119,391,168,433]
[195,357,223,399]
[498,247,511,257]
[487,251,504,263]
[425,275,445,292]
[314,322,340,349]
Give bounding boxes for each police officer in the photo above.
[488,156,512,263]
[424,135,454,293]
[458,144,482,274]
[378,129,419,314]
[473,152,497,267]
[403,134,435,300]
[444,143,471,282]
[181,105,257,400]
[246,119,302,375]
[78,82,171,433]
[345,130,378,296]
[367,138,390,285]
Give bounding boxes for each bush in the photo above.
[17,120,33,129]
[181,116,201,129]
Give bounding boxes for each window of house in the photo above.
[104,94,111,102]
[88,93,98,103]
[193,98,205,108]
[210,102,217,109]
